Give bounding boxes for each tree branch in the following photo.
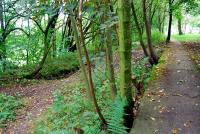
[4,27,30,38]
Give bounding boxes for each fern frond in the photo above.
[107,96,128,134]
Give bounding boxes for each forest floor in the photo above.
[0,71,81,134]
[131,41,200,134]
[1,41,199,134]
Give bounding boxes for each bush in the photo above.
[151,30,166,45]
[41,52,79,79]
[0,52,79,81]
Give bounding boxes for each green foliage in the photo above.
[0,52,79,82]
[41,52,79,79]
[173,34,200,42]
[151,31,166,45]
[0,93,23,128]
[132,58,152,87]
[107,96,128,134]
[34,60,128,134]
[142,30,165,46]
[34,87,103,134]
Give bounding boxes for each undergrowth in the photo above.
[0,52,79,86]
[33,53,157,134]
[0,93,23,128]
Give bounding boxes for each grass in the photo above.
[0,93,24,128]
[173,34,200,42]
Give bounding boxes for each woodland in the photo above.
[0,0,200,134]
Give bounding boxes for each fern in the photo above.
[49,129,77,134]
[107,96,128,134]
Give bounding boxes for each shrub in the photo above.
[41,52,79,79]
[151,30,166,45]
[0,52,79,81]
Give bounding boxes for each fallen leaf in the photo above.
[150,117,156,121]
[172,128,179,134]
[173,93,183,97]
[153,129,159,133]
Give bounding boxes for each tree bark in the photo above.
[0,0,6,71]
[104,0,117,100]
[0,0,4,30]
[70,0,107,125]
[166,0,173,43]
[142,0,158,64]
[118,0,134,131]
[131,1,154,65]
[178,18,183,35]
[76,0,107,126]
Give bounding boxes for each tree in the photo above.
[131,1,154,65]
[166,0,194,42]
[26,1,61,78]
[166,0,173,42]
[142,0,159,64]
[70,0,107,126]
[104,0,117,100]
[0,0,29,71]
[118,0,134,130]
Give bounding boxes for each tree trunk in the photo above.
[52,31,56,57]
[0,0,3,30]
[131,2,155,65]
[142,0,158,64]
[78,0,107,126]
[178,18,183,35]
[103,0,117,100]
[0,0,6,71]
[29,10,59,78]
[166,0,173,43]
[69,13,91,100]
[118,0,134,131]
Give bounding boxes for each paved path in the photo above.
[131,41,200,134]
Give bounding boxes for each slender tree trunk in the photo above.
[69,14,91,100]
[0,0,6,71]
[131,2,154,65]
[118,0,134,131]
[104,0,117,100]
[0,0,3,30]
[27,15,30,65]
[107,0,119,40]
[61,17,68,50]
[75,0,107,126]
[166,0,173,42]
[158,14,162,32]
[52,31,56,57]
[178,18,183,35]
[29,11,59,78]
[142,0,158,64]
